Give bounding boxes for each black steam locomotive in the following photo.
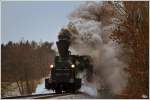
[45,29,93,93]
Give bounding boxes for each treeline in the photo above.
[1,40,55,95]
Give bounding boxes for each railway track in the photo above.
[2,92,72,99]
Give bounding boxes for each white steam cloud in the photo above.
[67,1,129,95]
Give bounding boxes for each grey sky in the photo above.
[1,1,83,44]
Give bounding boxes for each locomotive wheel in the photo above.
[65,90,70,93]
[45,79,51,89]
[71,89,76,93]
[65,89,75,93]
[65,86,76,93]
[55,89,62,94]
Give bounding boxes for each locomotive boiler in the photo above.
[45,29,93,93]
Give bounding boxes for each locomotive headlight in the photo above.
[50,64,54,68]
[71,64,75,68]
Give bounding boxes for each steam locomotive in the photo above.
[45,29,93,93]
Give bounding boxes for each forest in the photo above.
[111,1,149,98]
[1,41,55,96]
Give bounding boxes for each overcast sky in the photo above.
[2,1,83,44]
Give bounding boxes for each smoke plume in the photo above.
[66,1,129,95]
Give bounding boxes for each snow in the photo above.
[32,77,98,98]
[141,94,148,99]
[32,78,54,94]
[53,94,96,99]
[79,82,97,97]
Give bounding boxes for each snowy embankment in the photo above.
[79,81,97,97]
[32,78,54,94]
[32,77,98,99]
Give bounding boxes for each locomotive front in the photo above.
[51,56,76,83]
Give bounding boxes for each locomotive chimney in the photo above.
[56,29,71,57]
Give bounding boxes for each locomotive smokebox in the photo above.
[56,29,71,57]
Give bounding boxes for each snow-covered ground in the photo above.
[53,93,96,99]
[79,81,97,97]
[32,78,98,98]
[32,78,54,94]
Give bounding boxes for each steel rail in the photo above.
[1,91,92,99]
[2,93,60,99]
[2,92,76,99]
[32,93,71,99]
